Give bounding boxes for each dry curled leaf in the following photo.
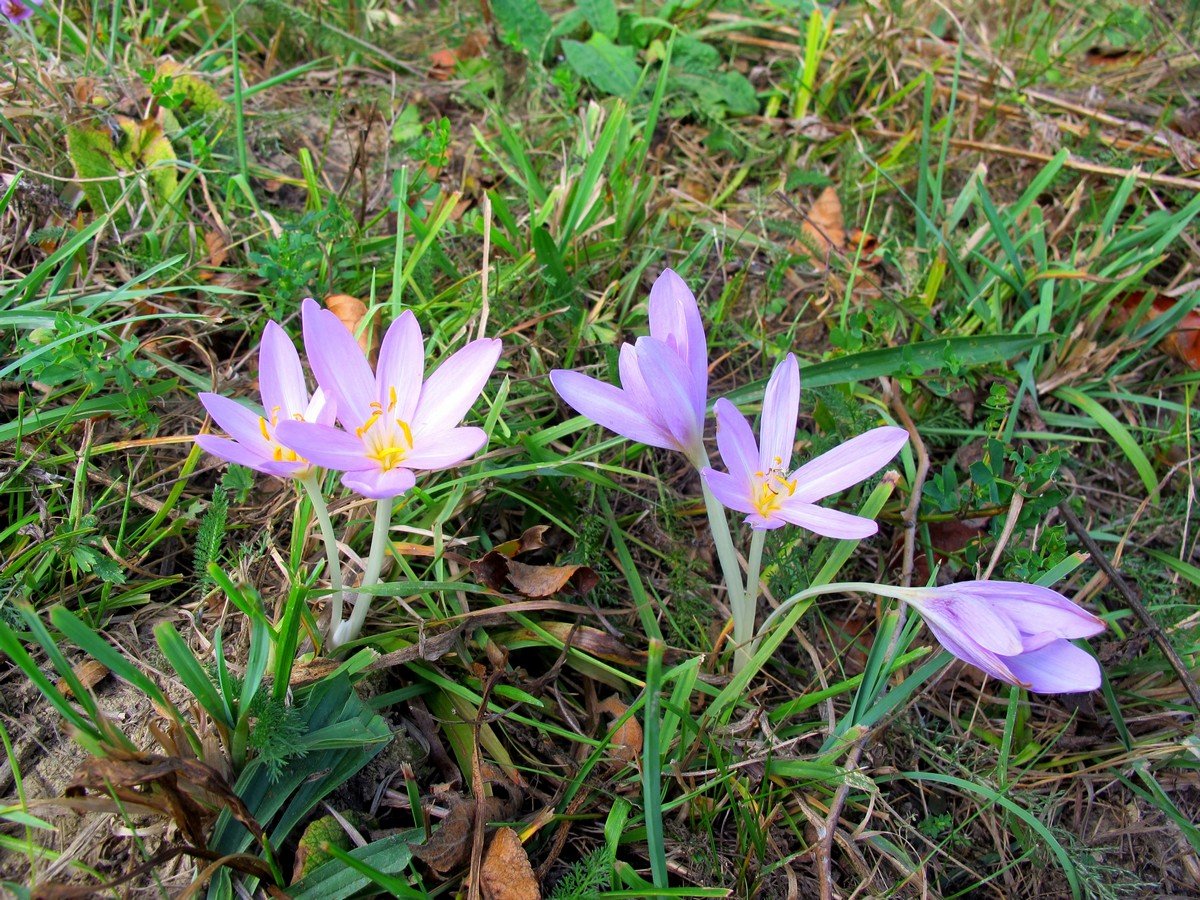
[55,658,109,699]
[470,554,598,598]
[1108,290,1200,369]
[491,525,551,559]
[481,827,540,900]
[795,188,881,271]
[59,752,265,851]
[411,770,523,875]
[325,293,372,354]
[596,695,642,769]
[800,186,845,262]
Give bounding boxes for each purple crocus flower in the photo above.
[701,353,908,537]
[1,0,40,23]
[196,321,335,477]
[275,298,501,500]
[550,269,709,467]
[904,581,1106,693]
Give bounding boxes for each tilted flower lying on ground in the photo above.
[901,581,1106,693]
[1,0,40,23]
[196,321,335,477]
[702,353,909,538]
[275,298,502,500]
[550,268,710,468]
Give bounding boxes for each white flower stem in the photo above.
[735,528,767,668]
[334,495,394,649]
[299,473,345,644]
[700,479,750,671]
[755,581,919,641]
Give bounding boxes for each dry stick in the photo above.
[1057,501,1200,714]
[815,381,932,900]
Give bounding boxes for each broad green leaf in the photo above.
[563,35,640,98]
[579,0,618,38]
[492,0,552,57]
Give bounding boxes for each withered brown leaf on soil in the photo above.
[429,30,490,80]
[57,752,266,851]
[595,695,642,769]
[491,525,551,559]
[55,658,109,699]
[511,622,670,669]
[325,293,373,354]
[480,827,540,900]
[795,187,881,270]
[470,554,598,598]
[893,518,988,585]
[1108,290,1200,369]
[411,770,524,875]
[800,186,846,261]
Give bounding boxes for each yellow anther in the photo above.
[397,418,413,447]
[270,404,282,427]
[388,385,398,412]
[356,411,382,438]
[258,416,271,441]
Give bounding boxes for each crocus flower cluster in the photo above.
[196,298,499,647]
[550,269,1107,692]
[1,0,40,23]
[199,299,499,500]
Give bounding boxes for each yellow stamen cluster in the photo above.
[751,467,797,518]
[358,391,415,471]
[258,405,302,464]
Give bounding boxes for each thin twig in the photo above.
[1057,501,1200,713]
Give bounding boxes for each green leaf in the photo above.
[1053,386,1159,501]
[724,334,1055,406]
[562,35,640,98]
[579,0,618,39]
[492,0,552,58]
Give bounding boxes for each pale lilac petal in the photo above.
[375,310,424,422]
[790,426,909,503]
[305,387,337,426]
[411,338,501,435]
[931,594,1024,656]
[758,354,800,472]
[953,582,1106,640]
[648,269,707,414]
[923,619,1021,685]
[1004,640,1101,693]
[713,398,758,490]
[275,421,370,472]
[634,336,704,462]
[745,512,786,530]
[550,369,672,450]
[343,467,416,499]
[405,427,488,470]
[774,499,880,539]
[701,468,754,517]
[258,321,308,419]
[301,297,376,432]
[194,434,278,474]
[199,392,270,449]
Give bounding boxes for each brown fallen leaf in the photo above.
[55,659,109,699]
[595,695,642,769]
[325,293,372,354]
[411,769,523,875]
[57,752,266,852]
[491,525,551,559]
[429,29,490,80]
[512,622,672,668]
[469,554,598,598]
[1108,289,1200,369]
[800,186,846,262]
[480,827,540,900]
